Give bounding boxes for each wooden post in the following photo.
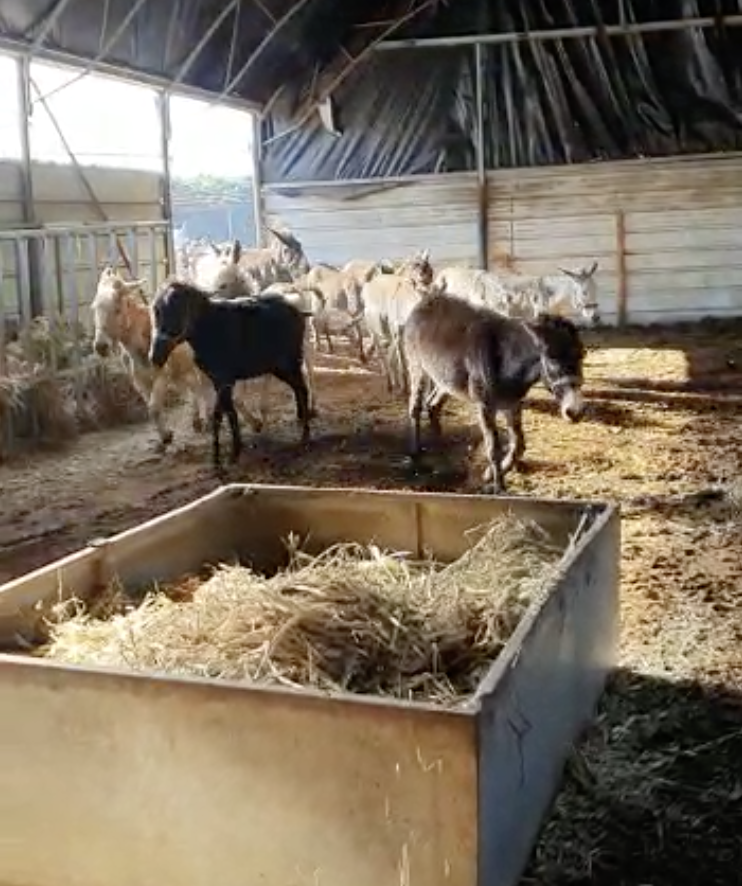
[615,209,628,326]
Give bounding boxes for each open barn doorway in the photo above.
[167,96,258,265]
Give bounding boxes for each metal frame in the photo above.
[0,35,260,113]
[376,14,742,50]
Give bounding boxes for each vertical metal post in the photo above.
[16,56,44,316]
[147,227,158,287]
[474,42,488,271]
[0,246,6,377]
[251,112,264,247]
[158,90,175,276]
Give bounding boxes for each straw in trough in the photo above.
[41,515,578,706]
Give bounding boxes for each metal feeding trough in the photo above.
[0,484,619,886]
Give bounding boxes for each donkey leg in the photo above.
[234,381,264,434]
[476,402,505,493]
[147,372,173,451]
[212,390,226,474]
[302,327,319,418]
[500,405,526,474]
[427,388,450,439]
[406,368,427,462]
[273,367,311,445]
[189,374,211,434]
[221,386,243,465]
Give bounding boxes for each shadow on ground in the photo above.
[523,667,742,886]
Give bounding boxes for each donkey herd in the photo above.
[92,227,602,492]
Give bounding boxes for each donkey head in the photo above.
[269,226,310,275]
[91,266,149,357]
[526,313,587,424]
[558,260,600,326]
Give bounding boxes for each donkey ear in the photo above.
[585,260,599,277]
[558,267,579,280]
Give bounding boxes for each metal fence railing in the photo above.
[0,221,171,458]
[0,220,170,376]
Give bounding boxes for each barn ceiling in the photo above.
[0,0,451,107]
[1,0,742,179]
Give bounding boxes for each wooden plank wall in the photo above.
[487,153,742,324]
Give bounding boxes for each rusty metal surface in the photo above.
[0,483,619,886]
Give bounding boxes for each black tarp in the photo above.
[262,0,742,181]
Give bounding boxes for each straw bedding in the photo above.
[39,515,571,706]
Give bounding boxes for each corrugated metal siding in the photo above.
[31,164,164,224]
[487,153,742,325]
[0,162,164,227]
[263,174,479,267]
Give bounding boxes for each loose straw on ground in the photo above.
[41,515,579,707]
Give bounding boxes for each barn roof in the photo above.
[3,0,742,111]
[0,0,452,107]
[2,0,742,179]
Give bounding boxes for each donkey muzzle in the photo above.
[94,338,110,358]
[560,385,585,423]
[149,335,174,368]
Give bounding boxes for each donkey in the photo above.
[91,267,265,451]
[149,280,312,472]
[403,293,586,493]
[435,261,601,326]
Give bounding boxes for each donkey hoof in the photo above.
[481,482,507,496]
[155,431,174,453]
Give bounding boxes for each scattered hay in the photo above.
[40,516,572,706]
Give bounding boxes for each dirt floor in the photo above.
[2,320,742,885]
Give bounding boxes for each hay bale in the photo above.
[74,357,148,431]
[40,516,573,707]
[0,369,77,460]
[14,315,93,371]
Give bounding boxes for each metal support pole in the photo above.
[251,113,264,247]
[16,56,44,317]
[474,43,488,271]
[158,90,175,277]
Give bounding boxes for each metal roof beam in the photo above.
[30,0,152,103]
[375,14,742,50]
[170,0,240,87]
[214,0,318,102]
[0,34,261,111]
[30,0,79,50]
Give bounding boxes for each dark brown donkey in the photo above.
[403,292,586,493]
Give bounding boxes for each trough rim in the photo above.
[0,482,619,718]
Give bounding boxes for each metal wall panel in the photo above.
[487,152,742,325]
[263,174,479,267]
[31,163,164,225]
[0,160,25,226]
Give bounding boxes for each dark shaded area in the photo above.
[3,1,742,179]
[524,668,742,886]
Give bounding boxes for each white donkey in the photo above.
[435,261,601,325]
